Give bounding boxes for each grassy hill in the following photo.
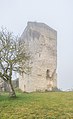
[0,92,73,119]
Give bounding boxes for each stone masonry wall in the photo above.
[19,22,57,92]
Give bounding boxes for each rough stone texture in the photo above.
[12,78,19,88]
[19,22,57,92]
[0,78,19,92]
[0,78,9,91]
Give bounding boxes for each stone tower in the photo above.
[19,22,57,92]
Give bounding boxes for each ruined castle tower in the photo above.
[19,22,57,92]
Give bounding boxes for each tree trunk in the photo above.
[8,80,16,98]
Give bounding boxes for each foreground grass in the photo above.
[0,92,73,119]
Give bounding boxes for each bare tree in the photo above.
[0,28,29,97]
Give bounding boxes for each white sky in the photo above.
[0,0,73,90]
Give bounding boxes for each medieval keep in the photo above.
[19,22,57,92]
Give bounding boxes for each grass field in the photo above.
[0,92,73,119]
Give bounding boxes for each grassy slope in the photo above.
[0,92,73,119]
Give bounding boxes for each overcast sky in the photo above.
[0,0,73,90]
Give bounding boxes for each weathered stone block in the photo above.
[19,22,57,92]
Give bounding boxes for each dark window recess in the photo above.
[46,69,50,79]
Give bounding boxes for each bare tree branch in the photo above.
[0,28,29,97]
